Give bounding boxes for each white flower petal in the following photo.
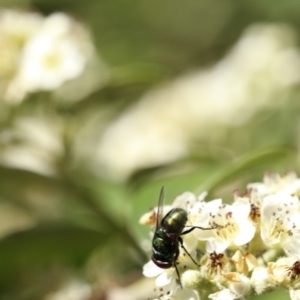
[155,270,174,287]
[206,238,228,253]
[283,234,300,259]
[172,288,199,300]
[233,219,256,246]
[232,197,251,221]
[290,289,300,300]
[208,289,237,300]
[172,192,197,210]
[228,274,251,298]
[142,260,163,277]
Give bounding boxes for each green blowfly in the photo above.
[151,187,214,287]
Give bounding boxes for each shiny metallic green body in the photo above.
[151,187,212,287]
[151,208,187,268]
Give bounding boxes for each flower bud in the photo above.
[181,270,202,290]
[251,266,276,294]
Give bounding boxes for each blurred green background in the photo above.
[0,0,300,299]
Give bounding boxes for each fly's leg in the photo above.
[179,224,220,267]
[178,236,200,267]
[181,225,216,235]
[174,248,183,288]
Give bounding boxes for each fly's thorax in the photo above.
[161,208,187,236]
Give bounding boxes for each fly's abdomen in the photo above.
[152,234,176,254]
[152,234,178,269]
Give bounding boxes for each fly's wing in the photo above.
[155,186,165,228]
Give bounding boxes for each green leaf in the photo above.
[0,166,64,207]
[0,224,104,289]
[195,146,292,194]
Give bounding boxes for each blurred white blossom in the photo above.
[0,9,107,103]
[44,280,91,300]
[97,23,300,180]
[141,172,300,300]
[16,14,88,90]
[0,10,43,99]
[0,117,63,175]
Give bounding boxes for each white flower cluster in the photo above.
[140,172,300,300]
[0,9,99,103]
